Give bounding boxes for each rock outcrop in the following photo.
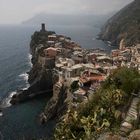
[40,81,72,123]
[10,26,56,104]
[10,24,73,124]
[99,0,140,47]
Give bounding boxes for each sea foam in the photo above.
[2,72,30,108]
[1,91,17,108]
[1,54,32,109]
[19,73,28,82]
[28,54,32,67]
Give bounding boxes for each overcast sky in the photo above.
[0,0,133,24]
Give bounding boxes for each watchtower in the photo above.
[41,23,46,32]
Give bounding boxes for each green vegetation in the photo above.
[54,67,140,140]
[103,67,140,94]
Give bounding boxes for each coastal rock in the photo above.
[10,25,73,126]
[41,81,72,122]
[99,0,140,46]
[40,113,47,124]
[10,28,56,104]
[10,68,54,104]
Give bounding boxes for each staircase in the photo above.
[120,97,140,136]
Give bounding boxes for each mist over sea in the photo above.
[0,24,109,139]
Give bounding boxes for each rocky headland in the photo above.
[99,0,140,47]
[10,21,140,139]
[10,26,55,105]
[10,24,75,123]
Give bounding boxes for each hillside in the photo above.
[22,13,115,27]
[99,0,140,46]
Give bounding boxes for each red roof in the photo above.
[89,76,105,81]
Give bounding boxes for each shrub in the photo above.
[54,68,140,139]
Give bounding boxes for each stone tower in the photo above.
[41,23,46,32]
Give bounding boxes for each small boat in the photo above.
[107,41,111,44]
[108,44,112,47]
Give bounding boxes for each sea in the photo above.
[0,24,112,139]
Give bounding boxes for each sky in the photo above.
[0,0,133,24]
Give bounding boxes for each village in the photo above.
[37,24,140,104]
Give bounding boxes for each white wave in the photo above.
[22,84,30,90]
[19,73,30,91]
[28,54,32,67]
[19,73,28,83]
[0,55,32,109]
[0,112,3,117]
[1,84,30,109]
[1,91,17,108]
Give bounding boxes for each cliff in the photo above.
[10,25,73,125]
[99,0,140,47]
[10,28,56,104]
[40,81,72,124]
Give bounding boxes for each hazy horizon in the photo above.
[0,0,133,24]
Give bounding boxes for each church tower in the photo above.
[119,39,125,50]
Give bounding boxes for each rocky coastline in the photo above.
[10,26,55,105]
[9,23,140,139]
[10,24,74,123]
[98,0,140,47]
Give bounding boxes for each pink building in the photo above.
[44,47,57,58]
